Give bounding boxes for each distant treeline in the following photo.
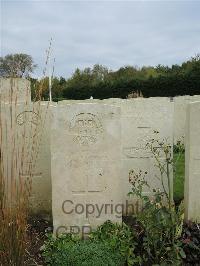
[30,55,200,101]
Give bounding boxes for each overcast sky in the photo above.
[1,0,200,78]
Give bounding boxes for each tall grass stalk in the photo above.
[0,63,50,264]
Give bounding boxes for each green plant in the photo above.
[173,138,185,204]
[42,220,143,266]
[173,151,185,203]
[128,136,185,265]
[0,53,37,78]
[90,220,141,265]
[173,139,185,154]
[42,233,124,266]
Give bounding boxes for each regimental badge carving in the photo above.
[67,154,106,194]
[70,113,103,146]
[16,111,40,138]
[16,111,40,126]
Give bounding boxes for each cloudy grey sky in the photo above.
[1,0,200,78]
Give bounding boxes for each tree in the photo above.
[92,64,109,82]
[0,53,37,78]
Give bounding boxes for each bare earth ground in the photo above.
[25,218,53,266]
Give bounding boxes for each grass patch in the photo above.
[173,152,185,203]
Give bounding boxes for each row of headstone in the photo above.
[52,99,174,233]
[1,79,199,232]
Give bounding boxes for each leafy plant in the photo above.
[128,135,185,265]
[42,232,124,266]
[173,139,185,154]
[90,220,141,265]
[42,220,143,266]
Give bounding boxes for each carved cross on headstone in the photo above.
[69,156,105,195]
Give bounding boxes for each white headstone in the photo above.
[173,95,200,144]
[0,78,31,103]
[185,101,200,222]
[0,98,52,218]
[51,103,122,234]
[120,99,174,213]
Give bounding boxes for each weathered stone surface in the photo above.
[27,102,53,217]
[120,99,174,213]
[0,100,52,218]
[56,98,174,216]
[1,78,200,225]
[51,103,122,233]
[0,78,31,103]
[173,95,200,144]
[185,101,200,222]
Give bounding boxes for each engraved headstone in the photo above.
[120,99,174,213]
[51,103,122,234]
[0,99,52,217]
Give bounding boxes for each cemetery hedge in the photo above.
[30,55,200,100]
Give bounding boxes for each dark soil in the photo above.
[25,218,53,265]
[181,221,200,265]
